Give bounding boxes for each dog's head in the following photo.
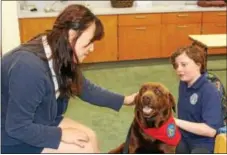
[134,82,176,128]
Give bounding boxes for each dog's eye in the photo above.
[153,88,162,96]
[141,87,148,93]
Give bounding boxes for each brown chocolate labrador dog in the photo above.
[109,82,181,154]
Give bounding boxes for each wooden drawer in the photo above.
[202,23,226,34]
[202,11,226,23]
[118,13,161,26]
[162,12,202,24]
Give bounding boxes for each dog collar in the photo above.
[138,115,181,146]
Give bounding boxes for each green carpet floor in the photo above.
[64,55,226,153]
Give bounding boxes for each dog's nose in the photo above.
[142,95,151,104]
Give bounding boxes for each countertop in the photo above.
[18,5,227,18]
[189,34,226,48]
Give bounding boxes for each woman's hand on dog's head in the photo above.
[123,92,138,106]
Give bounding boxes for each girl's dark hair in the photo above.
[23,4,104,98]
[170,45,206,74]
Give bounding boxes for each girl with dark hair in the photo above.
[1,4,137,153]
[170,46,224,153]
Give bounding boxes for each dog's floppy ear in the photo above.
[168,93,176,113]
[133,93,140,105]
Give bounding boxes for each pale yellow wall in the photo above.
[2,1,20,55]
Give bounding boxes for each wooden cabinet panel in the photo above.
[18,11,224,63]
[202,11,226,23]
[19,16,118,63]
[19,17,56,43]
[202,23,226,55]
[162,12,202,24]
[202,11,226,55]
[118,25,161,60]
[206,48,226,55]
[161,24,201,58]
[83,15,118,63]
[118,13,161,26]
[202,23,226,34]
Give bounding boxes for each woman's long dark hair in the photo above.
[48,4,104,98]
[22,4,104,98]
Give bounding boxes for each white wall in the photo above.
[2,1,20,55]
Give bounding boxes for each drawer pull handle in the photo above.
[177,14,189,17]
[216,24,226,27]
[177,25,188,28]
[217,13,226,16]
[134,16,146,19]
[135,27,147,30]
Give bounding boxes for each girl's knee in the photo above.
[61,118,98,142]
[58,118,99,152]
[42,141,96,153]
[87,129,97,141]
[80,142,96,153]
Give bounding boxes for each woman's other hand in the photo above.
[123,92,138,106]
[61,128,89,148]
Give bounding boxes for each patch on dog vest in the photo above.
[167,123,176,138]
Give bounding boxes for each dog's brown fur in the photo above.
[109,82,177,154]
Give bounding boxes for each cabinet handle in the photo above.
[177,14,189,17]
[217,13,226,16]
[135,27,147,30]
[134,15,146,19]
[215,24,226,27]
[177,25,188,28]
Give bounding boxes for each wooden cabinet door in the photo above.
[19,16,118,63]
[202,23,226,55]
[83,15,118,63]
[202,23,226,34]
[118,25,161,61]
[202,11,226,55]
[161,24,201,58]
[19,17,56,43]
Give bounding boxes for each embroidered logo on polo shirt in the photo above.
[190,93,198,105]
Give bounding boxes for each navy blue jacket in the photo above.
[1,47,124,149]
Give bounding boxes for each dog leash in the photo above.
[122,123,133,154]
